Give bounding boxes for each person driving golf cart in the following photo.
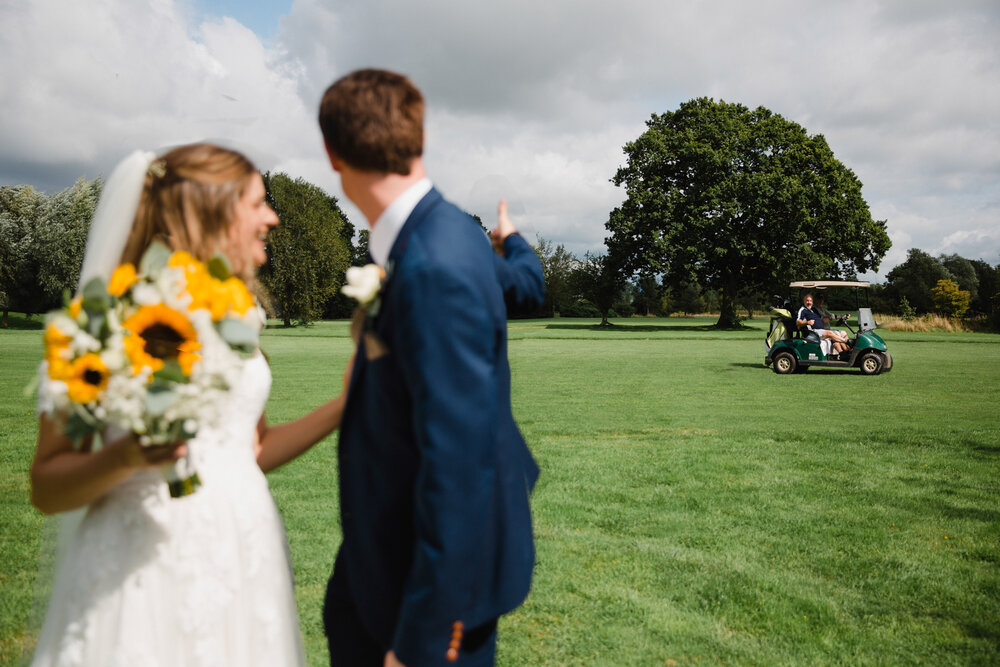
[795,293,848,355]
[813,294,851,345]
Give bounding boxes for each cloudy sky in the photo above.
[2,0,998,279]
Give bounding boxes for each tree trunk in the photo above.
[1,309,7,328]
[283,317,291,327]
[715,279,742,328]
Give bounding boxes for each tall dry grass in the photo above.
[875,313,971,332]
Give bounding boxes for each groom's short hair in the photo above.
[319,69,424,175]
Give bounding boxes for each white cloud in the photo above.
[2,0,998,277]
[0,0,315,185]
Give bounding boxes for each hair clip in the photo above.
[147,160,167,178]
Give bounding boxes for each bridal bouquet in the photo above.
[40,241,262,496]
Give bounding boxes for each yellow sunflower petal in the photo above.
[68,295,83,319]
[108,263,138,297]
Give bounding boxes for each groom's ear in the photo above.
[324,143,343,173]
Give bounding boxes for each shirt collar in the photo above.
[368,178,432,267]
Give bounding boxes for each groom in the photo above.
[319,69,545,666]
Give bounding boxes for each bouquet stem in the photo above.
[160,452,201,498]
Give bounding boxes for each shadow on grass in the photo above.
[734,362,867,375]
[1,313,45,330]
[545,323,754,333]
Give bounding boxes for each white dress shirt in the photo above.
[368,178,433,268]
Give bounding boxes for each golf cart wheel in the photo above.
[773,351,797,375]
[859,351,883,375]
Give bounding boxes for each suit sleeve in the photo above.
[492,233,545,312]
[389,259,502,665]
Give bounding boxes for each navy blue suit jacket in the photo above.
[331,188,544,665]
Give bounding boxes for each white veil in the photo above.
[25,150,156,665]
[78,150,157,287]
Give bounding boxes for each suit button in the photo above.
[446,648,459,662]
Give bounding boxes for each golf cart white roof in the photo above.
[789,281,870,289]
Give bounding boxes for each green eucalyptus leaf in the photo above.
[81,277,111,313]
[207,253,233,280]
[64,413,97,445]
[145,385,178,417]
[86,312,107,339]
[153,360,189,384]
[217,318,259,353]
[65,405,100,446]
[139,240,171,275]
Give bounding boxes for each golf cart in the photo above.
[764,281,893,375]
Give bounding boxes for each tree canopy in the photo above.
[605,97,891,327]
[533,236,576,317]
[259,173,351,326]
[931,279,970,318]
[0,179,101,326]
[571,251,621,326]
[883,249,953,314]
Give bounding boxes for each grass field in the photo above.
[2,314,999,665]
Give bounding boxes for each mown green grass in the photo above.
[2,314,998,665]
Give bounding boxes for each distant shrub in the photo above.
[561,300,602,318]
[613,301,635,318]
[898,296,916,321]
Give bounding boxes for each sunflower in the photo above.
[122,304,201,375]
[108,262,139,297]
[44,322,74,379]
[66,353,110,404]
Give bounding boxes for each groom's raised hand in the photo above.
[384,650,405,667]
[490,198,517,255]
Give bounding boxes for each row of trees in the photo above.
[3,99,996,331]
[0,174,362,327]
[539,244,1000,325]
[875,249,998,318]
[531,239,763,324]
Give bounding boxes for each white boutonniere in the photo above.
[341,264,385,311]
[342,263,390,360]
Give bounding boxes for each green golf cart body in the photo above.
[764,281,893,375]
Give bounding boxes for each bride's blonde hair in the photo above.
[119,143,258,279]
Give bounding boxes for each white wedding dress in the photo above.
[31,354,306,666]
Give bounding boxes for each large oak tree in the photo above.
[606,98,890,327]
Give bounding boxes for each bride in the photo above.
[29,144,348,666]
